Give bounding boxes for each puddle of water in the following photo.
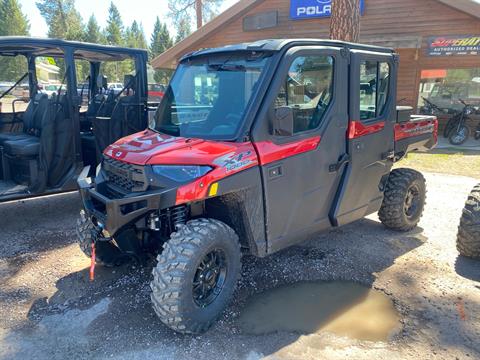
[238,281,400,342]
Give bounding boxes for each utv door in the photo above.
[331,50,397,226]
[254,46,349,253]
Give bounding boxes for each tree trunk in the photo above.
[329,0,360,42]
[195,0,203,29]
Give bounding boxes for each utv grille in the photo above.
[103,156,147,193]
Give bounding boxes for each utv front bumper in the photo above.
[77,166,176,236]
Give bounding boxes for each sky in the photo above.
[19,0,239,42]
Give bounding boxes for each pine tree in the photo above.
[150,17,163,59]
[84,14,104,44]
[103,2,128,81]
[149,16,173,84]
[137,23,148,49]
[105,2,124,46]
[77,14,104,83]
[0,0,30,81]
[150,18,173,61]
[175,18,191,43]
[0,0,29,36]
[168,0,222,30]
[127,20,147,49]
[36,0,84,40]
[330,0,360,42]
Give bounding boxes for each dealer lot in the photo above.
[0,171,479,360]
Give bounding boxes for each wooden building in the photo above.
[152,0,480,115]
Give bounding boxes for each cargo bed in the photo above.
[394,114,437,160]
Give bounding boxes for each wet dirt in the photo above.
[1,173,480,359]
[237,281,401,342]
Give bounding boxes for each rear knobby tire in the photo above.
[150,218,241,334]
[76,215,124,266]
[456,184,480,259]
[379,168,426,231]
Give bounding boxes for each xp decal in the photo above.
[214,150,255,173]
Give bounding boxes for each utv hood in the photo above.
[103,129,255,166]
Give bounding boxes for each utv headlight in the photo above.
[152,165,213,183]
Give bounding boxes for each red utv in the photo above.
[77,39,438,334]
[147,83,165,102]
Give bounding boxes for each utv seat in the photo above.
[0,94,48,145]
[1,95,55,185]
[3,137,40,157]
[0,132,31,144]
[93,75,142,154]
[86,94,104,117]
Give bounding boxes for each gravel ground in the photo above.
[0,171,479,360]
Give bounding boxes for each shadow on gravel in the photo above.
[0,192,80,277]
[3,218,429,359]
[455,256,480,282]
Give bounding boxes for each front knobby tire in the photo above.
[379,168,426,231]
[76,214,124,266]
[457,184,480,259]
[150,218,241,334]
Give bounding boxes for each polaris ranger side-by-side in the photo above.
[0,37,149,201]
[77,39,438,334]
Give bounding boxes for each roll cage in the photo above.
[0,37,149,202]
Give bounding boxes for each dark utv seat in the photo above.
[93,74,142,154]
[3,137,40,156]
[1,95,60,186]
[0,93,48,145]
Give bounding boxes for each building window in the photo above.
[359,61,390,121]
[418,68,480,115]
[273,55,334,134]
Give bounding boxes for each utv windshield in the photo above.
[151,52,271,139]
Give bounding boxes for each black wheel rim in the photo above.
[193,249,227,308]
[450,126,468,144]
[404,184,421,219]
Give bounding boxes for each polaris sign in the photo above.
[290,0,364,20]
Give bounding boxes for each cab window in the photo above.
[0,55,29,114]
[273,55,334,134]
[359,61,390,121]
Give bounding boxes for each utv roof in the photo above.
[180,38,396,62]
[0,36,148,62]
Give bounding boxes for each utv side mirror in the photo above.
[273,106,294,136]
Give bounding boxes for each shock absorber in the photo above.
[171,205,188,229]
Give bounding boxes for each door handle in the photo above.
[381,150,395,161]
[268,165,283,179]
[329,154,350,173]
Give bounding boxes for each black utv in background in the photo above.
[0,37,149,202]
